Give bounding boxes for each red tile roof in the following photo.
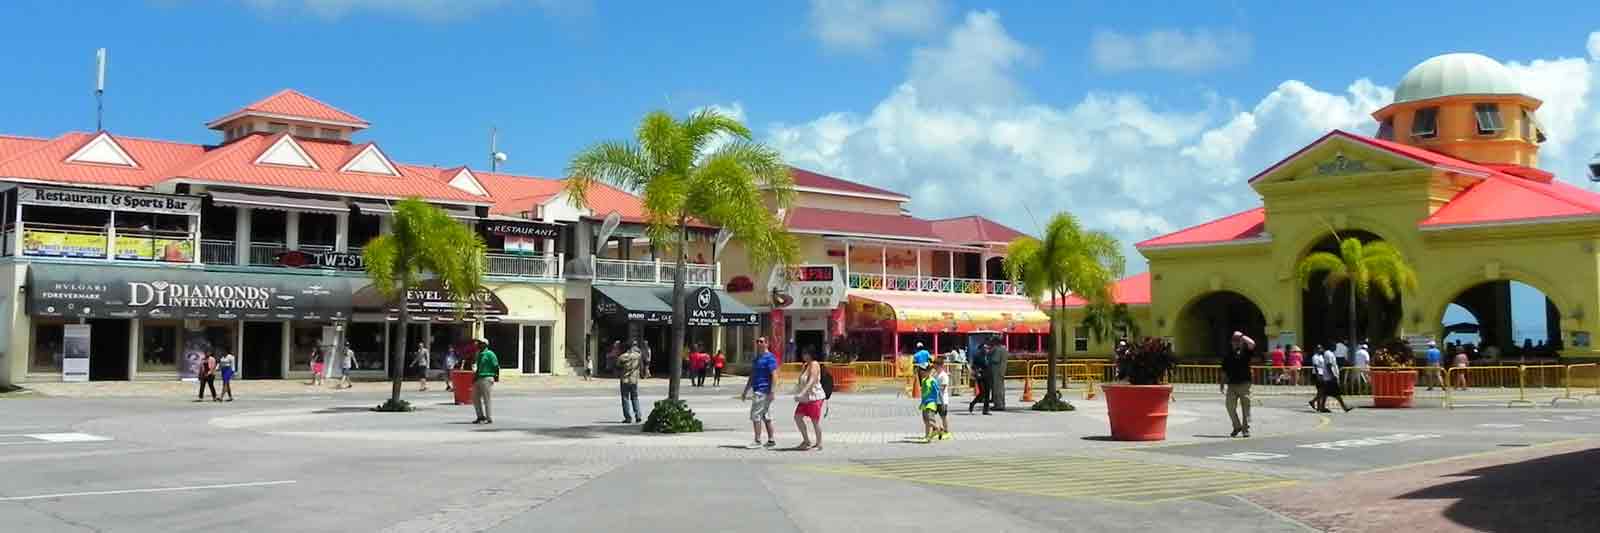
[209,89,370,128]
[173,133,486,203]
[1053,272,1152,308]
[931,215,1028,244]
[1136,208,1267,249]
[790,167,908,200]
[0,134,48,163]
[785,206,940,241]
[0,132,205,188]
[1422,173,1600,227]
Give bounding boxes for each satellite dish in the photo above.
[593,211,623,255]
[1588,151,1600,183]
[492,152,508,163]
[713,228,733,256]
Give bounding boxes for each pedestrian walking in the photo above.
[934,356,952,440]
[742,337,779,449]
[690,344,707,387]
[1352,343,1372,392]
[967,342,992,415]
[640,341,653,379]
[1453,347,1470,390]
[339,343,357,389]
[1424,340,1443,391]
[309,347,325,386]
[1287,345,1304,386]
[917,363,943,442]
[412,342,431,392]
[196,351,220,402]
[219,350,236,402]
[472,339,499,425]
[1308,345,1327,411]
[444,346,458,392]
[1312,344,1353,413]
[792,349,825,451]
[1222,332,1255,437]
[617,343,642,424]
[1269,344,1286,385]
[712,350,726,387]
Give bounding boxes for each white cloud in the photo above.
[768,19,1600,271]
[1091,28,1252,73]
[240,0,584,21]
[809,0,946,53]
[694,102,748,158]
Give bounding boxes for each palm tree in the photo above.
[1083,300,1140,345]
[565,109,797,406]
[1296,237,1418,356]
[1006,213,1124,407]
[362,198,486,411]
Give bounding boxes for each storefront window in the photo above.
[140,322,179,372]
[291,325,330,371]
[349,322,387,371]
[485,323,520,370]
[30,322,65,373]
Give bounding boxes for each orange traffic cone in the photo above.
[1021,375,1035,402]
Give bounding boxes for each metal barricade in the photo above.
[1565,363,1600,403]
[847,361,896,379]
[1444,366,1534,408]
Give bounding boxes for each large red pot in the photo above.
[1102,384,1172,441]
[451,370,475,405]
[1371,370,1417,408]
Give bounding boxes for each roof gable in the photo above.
[64,132,139,168]
[1137,208,1267,249]
[208,89,370,129]
[785,206,940,241]
[789,167,909,200]
[339,143,399,176]
[254,134,318,169]
[1248,131,1430,187]
[447,167,488,196]
[931,215,1027,244]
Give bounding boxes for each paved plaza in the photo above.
[2,378,1598,532]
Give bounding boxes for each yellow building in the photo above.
[1075,53,1600,360]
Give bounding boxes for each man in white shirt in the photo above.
[1352,343,1372,390]
[1334,342,1349,365]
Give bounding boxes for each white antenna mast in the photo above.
[95,48,106,131]
[489,127,508,172]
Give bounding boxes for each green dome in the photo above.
[1394,53,1522,104]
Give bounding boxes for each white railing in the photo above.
[248,242,286,266]
[298,243,335,254]
[485,252,563,280]
[201,239,236,265]
[593,258,718,286]
[846,272,1026,296]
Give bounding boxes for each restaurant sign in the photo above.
[27,265,353,320]
[483,220,562,239]
[768,264,846,310]
[18,185,200,215]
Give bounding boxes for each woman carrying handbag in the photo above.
[792,350,826,451]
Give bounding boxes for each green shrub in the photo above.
[1030,391,1076,411]
[641,399,704,433]
[373,399,415,412]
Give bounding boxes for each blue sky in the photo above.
[3,1,1598,338]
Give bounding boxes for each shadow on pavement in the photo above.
[312,406,376,414]
[473,425,733,439]
[1397,446,1600,532]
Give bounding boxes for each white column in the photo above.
[516,325,525,374]
[916,249,923,291]
[842,241,851,283]
[105,211,116,262]
[191,212,202,265]
[378,215,393,236]
[127,318,141,381]
[334,212,350,253]
[280,321,291,378]
[980,252,988,293]
[12,197,24,257]
[880,246,887,282]
[234,207,251,266]
[234,320,245,381]
[285,211,301,250]
[947,251,954,292]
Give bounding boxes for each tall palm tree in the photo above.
[1083,300,1140,345]
[1296,237,1418,356]
[363,198,486,410]
[565,109,797,405]
[1006,213,1124,407]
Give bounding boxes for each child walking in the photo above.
[933,357,951,440]
[918,364,943,443]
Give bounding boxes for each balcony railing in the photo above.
[485,252,562,280]
[201,239,236,265]
[847,272,1026,296]
[10,222,197,263]
[593,258,718,286]
[248,243,287,266]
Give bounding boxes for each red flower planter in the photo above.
[1102,383,1173,441]
[451,370,475,405]
[1371,370,1417,408]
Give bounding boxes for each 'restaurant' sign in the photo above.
[483,221,562,239]
[18,185,200,215]
[28,265,353,320]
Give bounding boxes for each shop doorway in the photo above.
[87,319,130,381]
[242,322,284,379]
[1442,280,1562,358]
[794,330,825,359]
[1177,291,1266,359]
[643,324,668,376]
[1300,232,1403,350]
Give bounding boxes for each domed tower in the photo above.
[1371,53,1545,166]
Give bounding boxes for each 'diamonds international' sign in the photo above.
[27,265,353,320]
[18,185,200,215]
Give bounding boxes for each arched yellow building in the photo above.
[1069,53,1600,360]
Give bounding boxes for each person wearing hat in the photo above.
[912,342,932,369]
[1352,342,1372,392]
[1221,332,1256,437]
[1423,340,1443,391]
[472,339,499,425]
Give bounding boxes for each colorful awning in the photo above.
[845,290,1050,333]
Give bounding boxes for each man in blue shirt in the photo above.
[1424,340,1443,391]
[913,342,931,369]
[742,337,779,448]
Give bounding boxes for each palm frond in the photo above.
[1296,251,1347,290]
[565,141,653,208]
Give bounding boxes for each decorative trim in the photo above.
[253,134,319,169]
[338,144,400,176]
[64,132,139,168]
[207,110,367,130]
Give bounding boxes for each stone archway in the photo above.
[1299,231,1405,349]
[1439,279,1564,356]
[1176,291,1268,358]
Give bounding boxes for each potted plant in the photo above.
[1369,340,1418,408]
[1102,337,1177,441]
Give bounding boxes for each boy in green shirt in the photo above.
[473,339,499,425]
[918,364,943,442]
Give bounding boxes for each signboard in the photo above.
[686,286,722,327]
[482,221,562,239]
[277,250,364,271]
[62,324,91,382]
[19,185,200,215]
[1278,330,1298,350]
[28,266,354,321]
[21,231,194,262]
[769,265,847,310]
[1405,335,1435,353]
[353,279,508,317]
[114,235,193,262]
